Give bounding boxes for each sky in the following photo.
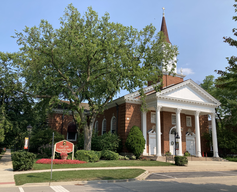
[0,0,236,97]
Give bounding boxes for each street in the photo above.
[2,171,237,192]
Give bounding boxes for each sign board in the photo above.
[24,137,29,149]
[53,140,74,160]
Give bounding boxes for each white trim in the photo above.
[67,132,77,141]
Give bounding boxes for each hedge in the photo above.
[12,150,36,171]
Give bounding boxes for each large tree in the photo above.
[13,5,178,150]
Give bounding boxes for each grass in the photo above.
[33,159,174,170]
[224,157,237,162]
[14,169,145,185]
[0,151,6,160]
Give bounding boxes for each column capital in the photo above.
[176,108,182,113]
[210,113,216,118]
[195,111,200,116]
[155,105,162,111]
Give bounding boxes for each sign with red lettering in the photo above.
[55,140,74,154]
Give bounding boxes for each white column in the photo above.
[176,108,182,156]
[195,111,202,157]
[156,105,162,157]
[142,111,148,155]
[211,113,219,157]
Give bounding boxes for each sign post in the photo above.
[51,132,54,180]
[53,140,74,160]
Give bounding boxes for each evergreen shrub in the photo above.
[101,150,119,160]
[12,150,36,171]
[125,125,145,159]
[94,151,102,159]
[75,150,99,162]
[174,156,188,166]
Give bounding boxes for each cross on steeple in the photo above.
[162,7,165,16]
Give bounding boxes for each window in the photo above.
[172,114,176,125]
[67,123,77,141]
[151,112,156,123]
[94,121,98,132]
[186,116,192,127]
[102,119,107,135]
[111,116,116,133]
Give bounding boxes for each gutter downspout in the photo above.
[116,103,119,134]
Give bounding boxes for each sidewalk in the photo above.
[0,149,15,187]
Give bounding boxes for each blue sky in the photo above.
[0,0,236,96]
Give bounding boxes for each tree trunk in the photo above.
[84,115,96,150]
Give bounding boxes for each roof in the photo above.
[160,16,171,44]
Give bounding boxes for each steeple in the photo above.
[160,7,171,44]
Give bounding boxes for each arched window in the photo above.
[111,116,116,133]
[94,121,98,133]
[67,122,77,141]
[102,119,106,135]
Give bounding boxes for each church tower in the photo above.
[148,8,185,87]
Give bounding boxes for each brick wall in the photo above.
[148,75,183,87]
[200,115,210,154]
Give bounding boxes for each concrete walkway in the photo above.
[0,149,15,187]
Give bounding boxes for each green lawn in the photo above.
[33,159,174,170]
[224,157,237,162]
[14,169,145,185]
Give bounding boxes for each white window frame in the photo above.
[102,118,107,135]
[67,132,77,141]
[172,114,176,125]
[94,121,98,132]
[110,116,116,133]
[186,116,192,127]
[151,112,156,123]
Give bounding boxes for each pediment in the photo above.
[158,80,220,105]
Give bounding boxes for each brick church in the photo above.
[49,12,220,157]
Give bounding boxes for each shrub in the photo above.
[130,155,136,160]
[119,155,125,160]
[12,150,36,171]
[184,151,191,156]
[125,156,130,160]
[94,151,102,159]
[38,144,52,158]
[75,150,99,162]
[78,132,121,152]
[174,156,188,166]
[125,126,145,159]
[101,150,119,160]
[30,129,64,152]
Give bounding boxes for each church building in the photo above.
[94,12,220,157]
[49,11,220,158]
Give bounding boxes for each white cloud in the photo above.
[177,68,194,75]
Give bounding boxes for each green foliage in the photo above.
[12,4,178,150]
[130,155,136,160]
[174,156,188,166]
[94,151,102,159]
[101,150,119,160]
[125,126,145,159]
[37,144,52,158]
[30,129,64,152]
[78,132,121,152]
[184,151,191,156]
[75,150,99,162]
[12,150,36,171]
[165,151,171,156]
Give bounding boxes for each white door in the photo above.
[149,136,156,155]
[186,135,195,155]
[169,134,175,155]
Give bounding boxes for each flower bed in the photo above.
[36,159,87,164]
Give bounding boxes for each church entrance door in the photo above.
[186,132,196,155]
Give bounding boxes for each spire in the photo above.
[160,7,171,44]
